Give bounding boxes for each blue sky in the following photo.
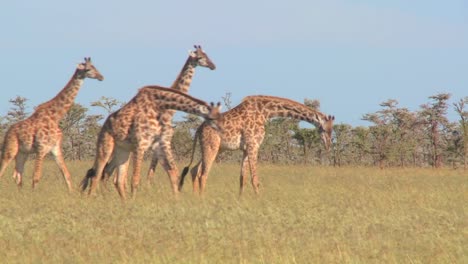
[1,0,467,126]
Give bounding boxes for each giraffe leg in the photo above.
[242,131,263,195]
[147,148,159,186]
[154,127,181,195]
[247,147,260,194]
[0,158,15,180]
[0,158,13,180]
[51,141,73,192]
[157,145,180,195]
[105,148,131,199]
[88,164,108,195]
[114,158,130,200]
[197,131,221,195]
[131,148,145,197]
[0,134,19,179]
[32,149,48,189]
[102,151,120,191]
[239,152,249,195]
[88,133,114,195]
[239,144,260,195]
[13,153,28,188]
[190,162,202,193]
[199,154,217,195]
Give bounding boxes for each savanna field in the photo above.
[0,161,466,263]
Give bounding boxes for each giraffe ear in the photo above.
[198,105,209,114]
[77,63,86,70]
[188,50,196,57]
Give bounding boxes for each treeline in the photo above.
[0,93,466,169]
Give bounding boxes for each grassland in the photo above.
[0,161,466,263]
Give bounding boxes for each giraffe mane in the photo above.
[139,85,211,107]
[241,95,306,106]
[240,95,330,124]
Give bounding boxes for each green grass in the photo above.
[0,161,467,263]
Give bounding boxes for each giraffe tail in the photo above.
[178,125,201,191]
[80,168,96,192]
[178,167,190,190]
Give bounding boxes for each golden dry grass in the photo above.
[0,161,466,263]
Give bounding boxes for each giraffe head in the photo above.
[76,57,104,81]
[200,102,222,120]
[189,45,216,70]
[200,102,223,131]
[319,115,335,151]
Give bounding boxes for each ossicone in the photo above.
[210,102,222,108]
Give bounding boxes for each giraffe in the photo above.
[178,95,334,195]
[0,58,104,190]
[146,45,216,184]
[80,86,221,199]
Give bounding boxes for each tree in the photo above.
[91,96,125,115]
[453,97,468,169]
[289,98,325,164]
[362,100,397,168]
[60,103,103,160]
[331,124,353,166]
[80,114,104,159]
[261,118,297,163]
[0,96,29,149]
[303,98,320,110]
[419,93,451,168]
[221,92,233,110]
[391,107,420,167]
[362,99,421,168]
[351,126,372,165]
[6,96,29,124]
[171,114,204,161]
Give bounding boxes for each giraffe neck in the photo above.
[170,58,196,93]
[34,70,84,122]
[140,86,210,117]
[247,96,326,127]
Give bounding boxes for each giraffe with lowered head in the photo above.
[179,95,334,195]
[146,45,216,184]
[0,58,104,190]
[80,86,222,199]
